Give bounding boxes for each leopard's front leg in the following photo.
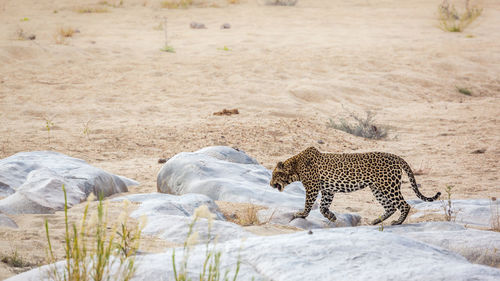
[291,187,319,221]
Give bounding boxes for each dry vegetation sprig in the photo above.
[1,249,35,268]
[75,6,109,13]
[45,186,145,281]
[83,120,92,141]
[441,185,456,222]
[1,131,10,157]
[172,205,241,281]
[490,197,500,232]
[160,0,193,9]
[438,0,482,32]
[16,28,36,41]
[236,204,261,226]
[54,27,76,45]
[160,17,175,53]
[43,116,55,144]
[58,27,76,38]
[98,0,124,8]
[327,110,389,140]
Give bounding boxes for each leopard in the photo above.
[270,146,441,225]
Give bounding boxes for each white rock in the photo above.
[0,213,18,228]
[0,151,138,214]
[9,227,500,281]
[157,146,306,208]
[383,222,500,267]
[257,207,361,229]
[113,193,254,243]
[410,199,497,228]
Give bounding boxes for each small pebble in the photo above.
[190,22,206,29]
[308,230,313,235]
[471,148,486,154]
[317,140,325,144]
[158,158,167,164]
[220,23,231,29]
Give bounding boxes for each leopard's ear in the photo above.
[277,161,284,169]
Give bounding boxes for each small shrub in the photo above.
[16,27,36,40]
[438,0,482,32]
[1,250,33,268]
[264,0,298,6]
[327,110,389,140]
[58,27,75,38]
[236,204,261,226]
[172,205,241,281]
[45,185,145,281]
[456,86,472,96]
[490,197,500,232]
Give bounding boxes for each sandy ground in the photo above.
[0,0,499,278]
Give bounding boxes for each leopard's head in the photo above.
[270,161,298,192]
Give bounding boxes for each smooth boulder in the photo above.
[9,225,500,281]
[113,193,254,243]
[411,199,497,228]
[157,146,306,208]
[0,151,138,214]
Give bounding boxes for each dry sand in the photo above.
[0,0,499,278]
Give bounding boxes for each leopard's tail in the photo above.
[399,157,441,202]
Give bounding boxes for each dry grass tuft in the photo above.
[160,0,193,9]
[16,28,36,41]
[438,0,482,32]
[236,204,261,226]
[217,202,267,226]
[327,110,389,140]
[75,6,109,13]
[490,197,500,232]
[1,250,35,269]
[58,27,75,38]
[160,0,234,8]
[54,27,77,45]
[98,0,124,7]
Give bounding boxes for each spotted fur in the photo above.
[270,147,441,225]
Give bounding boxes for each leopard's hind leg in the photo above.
[370,186,396,225]
[390,192,411,225]
[319,188,337,222]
